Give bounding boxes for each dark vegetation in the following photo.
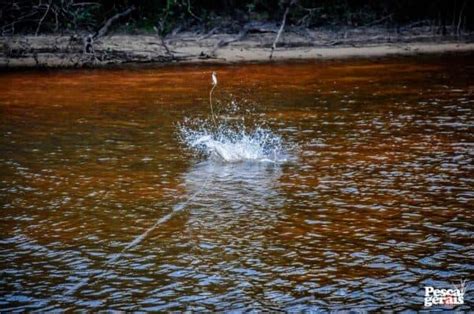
[1,0,472,37]
[1,1,472,67]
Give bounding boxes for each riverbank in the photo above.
[1,26,473,68]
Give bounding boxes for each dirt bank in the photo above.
[1,27,473,68]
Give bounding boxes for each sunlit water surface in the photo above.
[0,55,473,311]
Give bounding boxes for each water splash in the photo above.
[178,72,287,163]
[178,116,288,163]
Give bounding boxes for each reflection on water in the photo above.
[0,55,473,311]
[183,160,284,223]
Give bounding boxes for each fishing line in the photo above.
[66,72,219,296]
[109,172,212,263]
[65,170,213,296]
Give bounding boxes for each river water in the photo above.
[0,55,473,311]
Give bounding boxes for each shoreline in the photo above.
[1,29,473,69]
[199,42,474,63]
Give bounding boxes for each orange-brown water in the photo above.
[0,56,473,311]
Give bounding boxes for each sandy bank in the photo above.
[1,28,473,68]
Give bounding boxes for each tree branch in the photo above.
[35,0,52,36]
[457,0,467,35]
[270,0,297,60]
[93,5,135,39]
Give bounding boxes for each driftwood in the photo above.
[208,22,278,56]
[209,30,247,56]
[198,26,220,40]
[270,0,297,59]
